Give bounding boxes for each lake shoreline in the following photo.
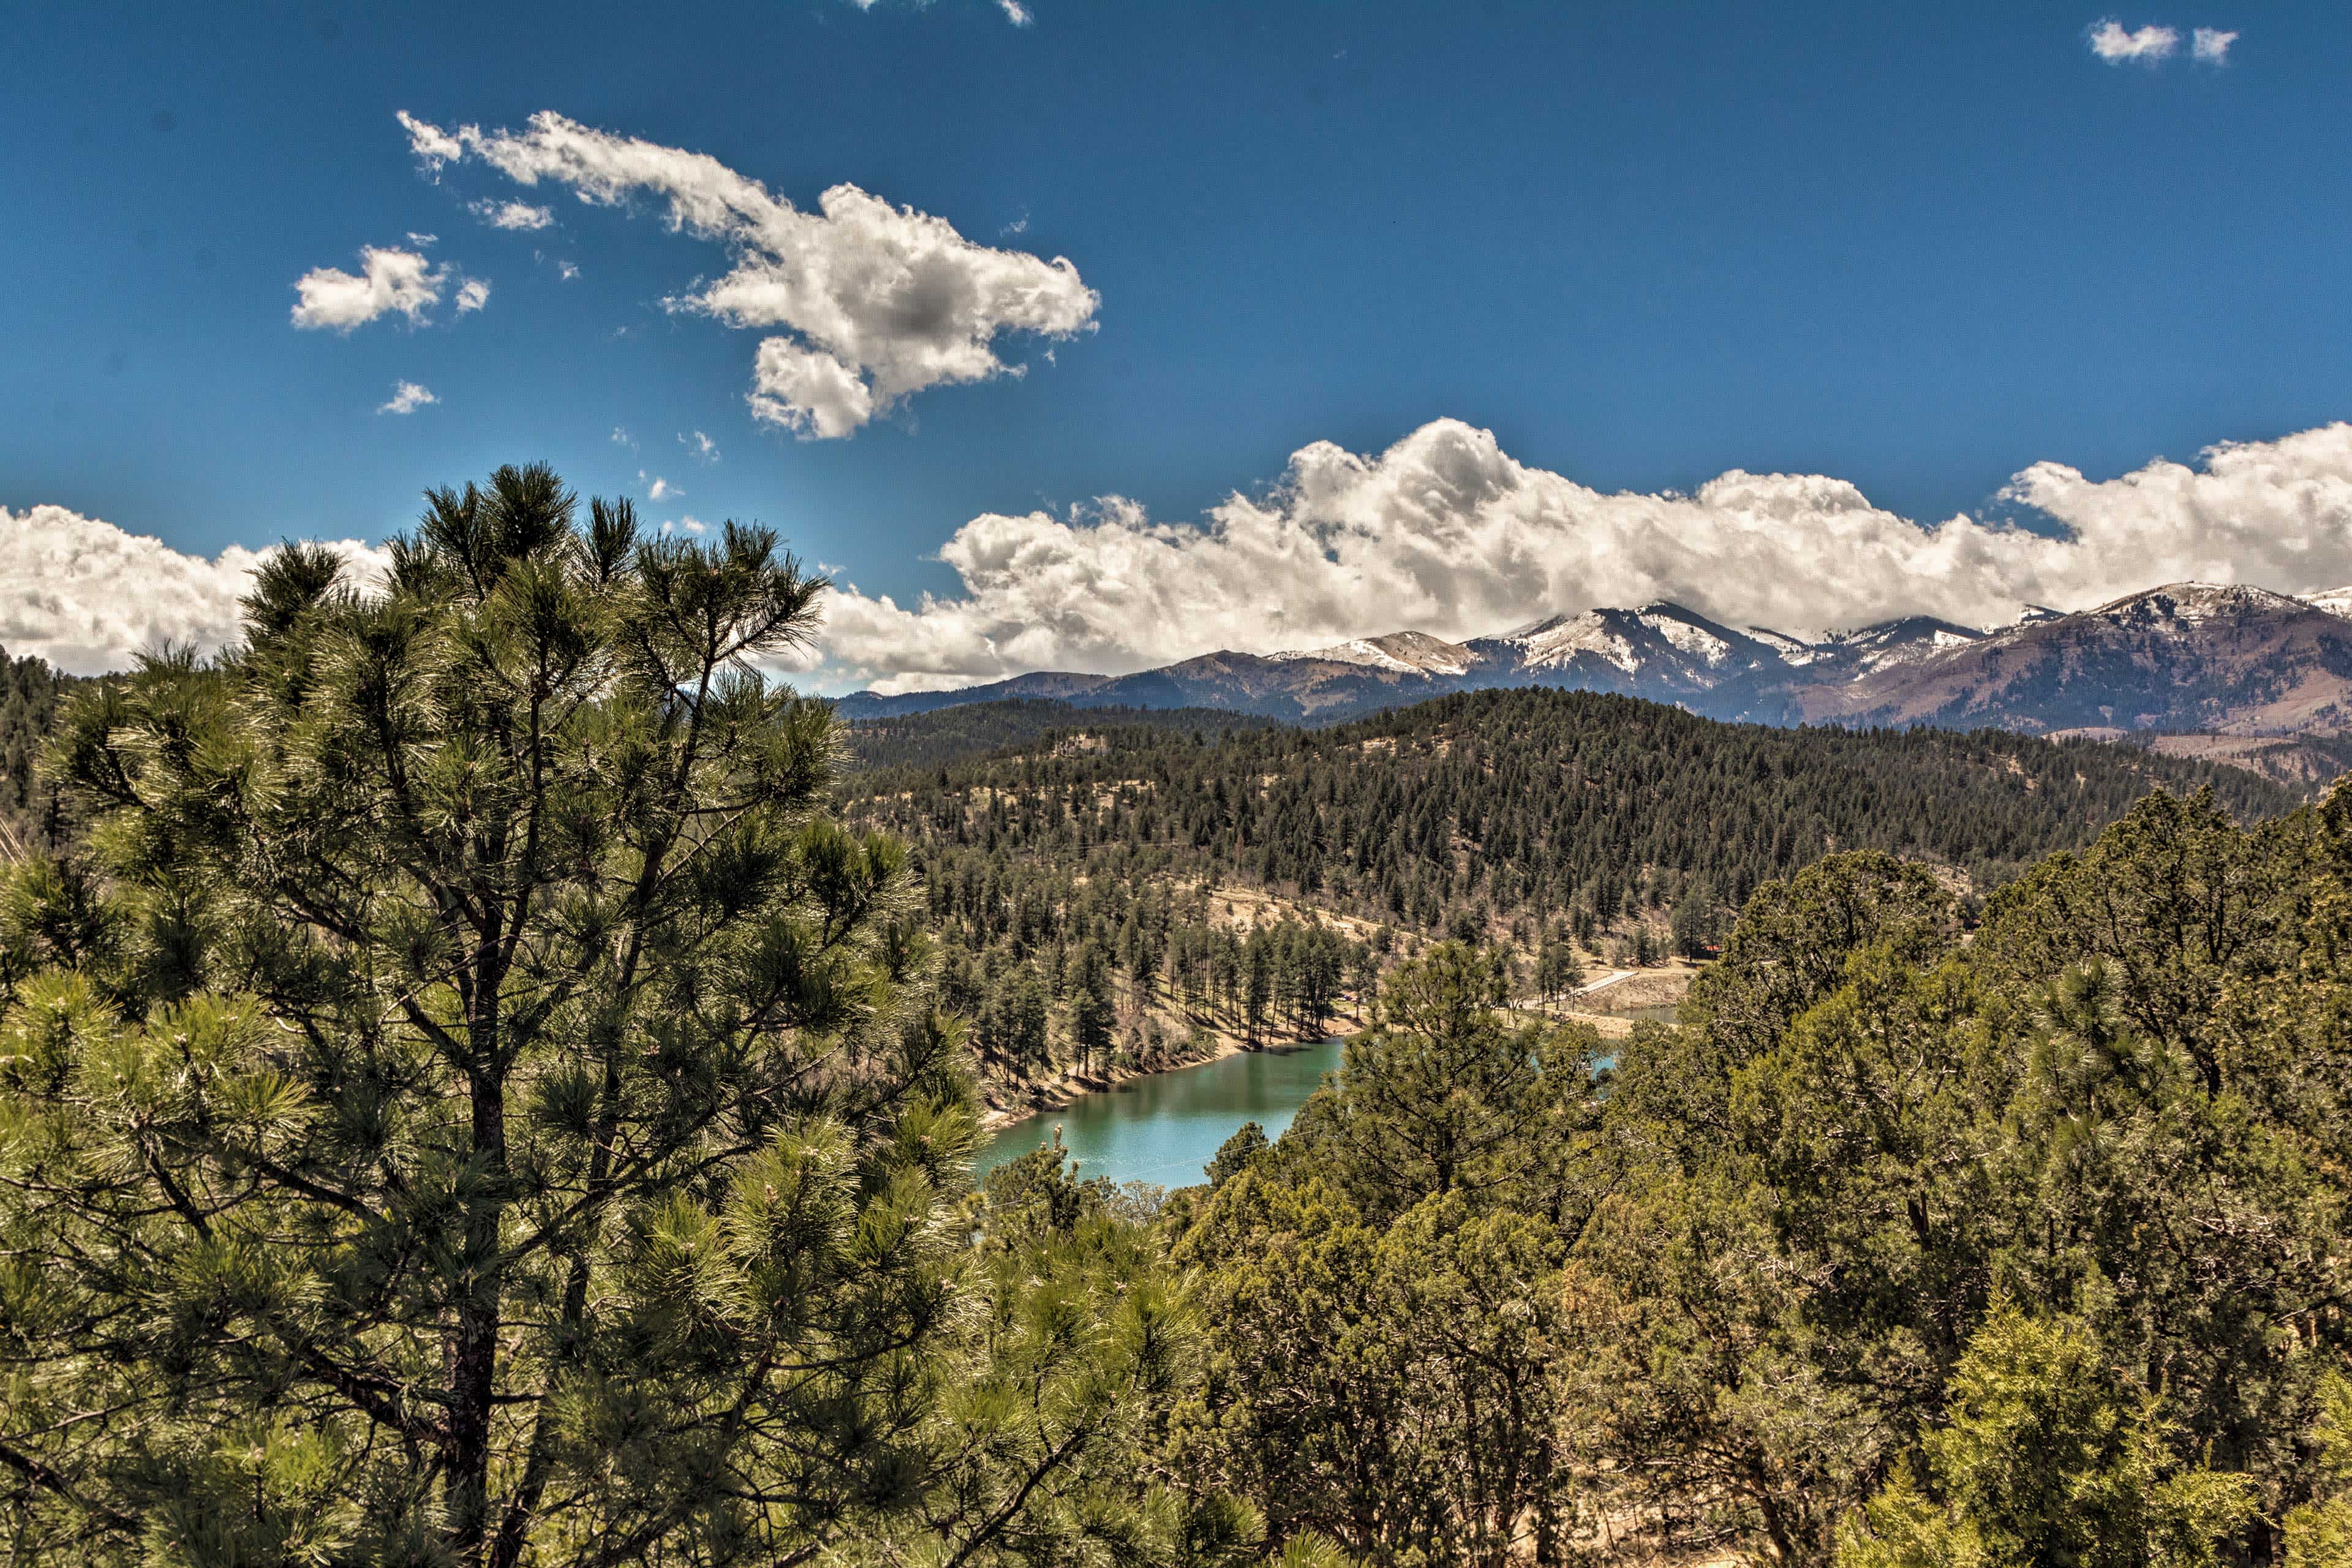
[977,1016,1362,1134]
[976,985,1690,1136]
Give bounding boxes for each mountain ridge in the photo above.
[834,580,2352,738]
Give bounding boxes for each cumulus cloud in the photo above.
[640,471,677,502]
[378,380,437,415]
[2192,26,2237,62]
[2087,18,2179,61]
[470,197,553,230]
[0,506,388,675]
[454,277,491,313]
[21,420,2352,695]
[395,109,1098,436]
[791,418,2352,694]
[291,246,450,331]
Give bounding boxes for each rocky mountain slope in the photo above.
[1801,584,2352,734]
[835,581,2352,739]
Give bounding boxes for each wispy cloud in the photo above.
[2192,26,2237,62]
[469,197,554,230]
[396,109,1098,437]
[680,430,720,462]
[377,380,437,415]
[640,471,677,502]
[454,277,491,314]
[2086,18,2179,62]
[845,0,1031,22]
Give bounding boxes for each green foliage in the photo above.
[1164,783,2352,1566]
[1836,1302,2256,1568]
[1171,947,1596,1566]
[0,468,1234,1568]
[1204,1120,1268,1189]
[842,700,1282,772]
[845,688,2293,969]
[2284,1376,2352,1567]
[9,505,2352,1568]
[0,646,76,850]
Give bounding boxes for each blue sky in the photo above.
[6,1,2351,689]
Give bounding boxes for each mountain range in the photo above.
[833,582,2352,743]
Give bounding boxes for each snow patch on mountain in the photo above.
[2089,582,2309,631]
[2306,586,2352,620]
[1268,630,1476,676]
[1509,611,1640,674]
[1826,617,1987,676]
[1746,626,1823,666]
[1635,605,1735,666]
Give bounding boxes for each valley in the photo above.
[839,685,2294,1111]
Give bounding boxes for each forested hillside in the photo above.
[845,698,1280,771]
[0,648,76,847]
[1128,786,2352,1565]
[848,692,2291,932]
[3,471,2350,1567]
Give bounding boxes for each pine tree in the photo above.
[0,468,1140,1567]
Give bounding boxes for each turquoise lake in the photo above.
[972,1038,1348,1191]
[970,1000,1676,1191]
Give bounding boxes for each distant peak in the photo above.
[2089,582,2304,622]
[1267,630,1475,676]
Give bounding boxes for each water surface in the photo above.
[973,1039,1346,1191]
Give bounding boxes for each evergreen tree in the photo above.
[0,469,1152,1567]
[1838,1303,2255,1568]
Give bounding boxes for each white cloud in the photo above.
[291,246,450,331]
[0,506,388,675]
[2087,18,2179,62]
[792,418,2352,694]
[611,425,634,447]
[557,259,579,279]
[378,380,437,415]
[2192,26,2237,62]
[469,197,554,230]
[395,109,1098,437]
[454,277,491,313]
[24,419,2352,696]
[405,231,439,247]
[397,110,463,170]
[680,429,720,461]
[640,471,677,501]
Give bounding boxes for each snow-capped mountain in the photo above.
[1815,616,1985,677]
[1267,630,1476,677]
[1800,583,2352,735]
[835,581,2352,739]
[2297,585,2352,619]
